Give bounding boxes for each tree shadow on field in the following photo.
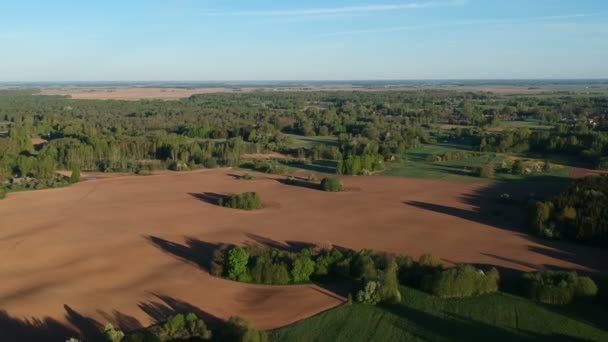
[244,233,318,252]
[146,235,220,272]
[188,192,227,206]
[0,310,77,342]
[382,303,589,342]
[403,176,608,276]
[275,177,322,191]
[138,293,223,329]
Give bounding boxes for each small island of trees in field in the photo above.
[209,244,599,307]
[218,192,263,211]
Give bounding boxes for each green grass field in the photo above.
[285,134,338,148]
[272,286,608,342]
[382,144,571,183]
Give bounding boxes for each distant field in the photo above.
[382,144,571,182]
[39,88,250,100]
[272,286,608,342]
[285,134,338,149]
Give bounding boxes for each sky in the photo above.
[1,0,607,81]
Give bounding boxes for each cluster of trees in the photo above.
[336,153,385,175]
[529,175,608,246]
[212,245,510,305]
[90,313,267,342]
[212,245,402,304]
[522,270,598,305]
[218,192,263,211]
[420,265,500,299]
[477,125,608,168]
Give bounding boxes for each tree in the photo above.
[291,254,315,283]
[512,160,525,175]
[219,316,268,342]
[70,166,81,184]
[227,247,249,281]
[320,177,344,192]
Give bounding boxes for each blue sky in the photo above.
[1,0,607,81]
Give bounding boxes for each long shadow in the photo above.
[281,160,337,174]
[188,192,227,206]
[138,293,223,329]
[64,305,104,341]
[146,235,220,272]
[382,302,588,342]
[97,310,143,332]
[275,177,322,191]
[244,233,317,252]
[404,175,608,278]
[0,310,77,342]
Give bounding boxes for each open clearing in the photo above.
[0,169,606,336]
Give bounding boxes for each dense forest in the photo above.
[1,89,607,192]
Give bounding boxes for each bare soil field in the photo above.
[1,169,606,338]
[570,166,608,179]
[39,88,252,100]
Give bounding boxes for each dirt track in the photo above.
[1,169,606,337]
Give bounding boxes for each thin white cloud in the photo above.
[321,13,601,37]
[208,0,467,17]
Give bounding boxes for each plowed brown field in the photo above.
[1,169,606,338]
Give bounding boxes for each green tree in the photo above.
[291,254,315,283]
[227,247,250,281]
[70,166,81,184]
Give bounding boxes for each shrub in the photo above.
[103,323,124,342]
[512,160,525,175]
[379,260,402,304]
[70,166,80,184]
[421,265,500,298]
[168,161,189,171]
[219,316,268,342]
[221,192,263,210]
[0,187,6,200]
[241,173,254,180]
[210,244,229,277]
[137,313,211,341]
[476,164,495,178]
[418,254,443,268]
[575,276,599,297]
[350,252,377,280]
[320,177,344,192]
[356,281,382,305]
[203,157,217,168]
[522,270,597,305]
[227,247,250,281]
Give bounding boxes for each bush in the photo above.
[421,265,500,298]
[512,160,525,175]
[575,276,599,297]
[221,192,263,210]
[476,164,495,178]
[522,270,598,305]
[70,166,80,184]
[103,323,124,342]
[418,254,443,268]
[356,281,382,305]
[219,316,268,342]
[129,313,211,342]
[227,247,250,281]
[379,260,402,304]
[0,187,6,200]
[320,177,344,192]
